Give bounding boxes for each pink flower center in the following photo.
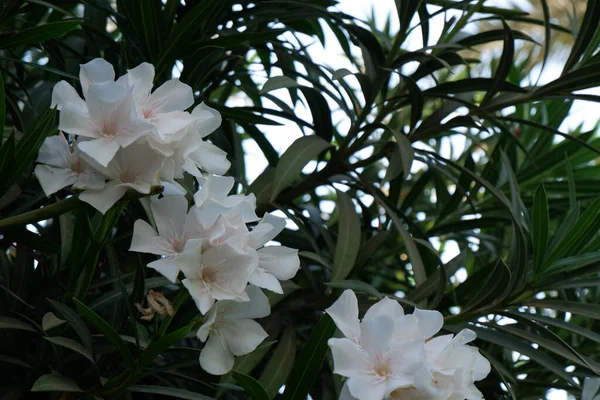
[373,353,392,378]
[70,157,86,174]
[101,117,119,138]
[200,266,219,284]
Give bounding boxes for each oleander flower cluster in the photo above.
[35,58,229,213]
[326,290,491,400]
[36,59,301,376]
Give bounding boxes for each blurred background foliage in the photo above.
[1,0,600,399]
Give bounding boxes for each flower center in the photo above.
[70,157,86,174]
[373,354,391,378]
[101,117,119,138]
[143,107,154,119]
[120,168,138,184]
[200,266,219,284]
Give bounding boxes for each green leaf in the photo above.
[543,197,600,269]
[41,312,66,331]
[73,298,135,366]
[532,183,549,273]
[0,20,81,49]
[232,372,269,400]
[217,341,277,396]
[259,327,296,399]
[330,190,361,282]
[524,300,600,319]
[31,374,82,393]
[261,76,299,94]
[44,336,95,365]
[0,316,36,332]
[0,71,4,133]
[127,385,214,400]
[48,299,93,354]
[281,314,336,400]
[481,20,515,105]
[562,0,600,72]
[140,323,194,366]
[270,135,331,200]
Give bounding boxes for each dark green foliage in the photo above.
[1,1,600,399]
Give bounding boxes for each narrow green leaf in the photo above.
[0,20,81,49]
[127,385,214,400]
[0,316,36,332]
[31,374,82,392]
[533,183,549,273]
[73,298,135,366]
[330,191,361,282]
[233,372,269,400]
[41,312,66,331]
[44,336,95,365]
[481,20,515,105]
[524,300,600,319]
[259,327,296,399]
[270,135,330,200]
[0,71,4,133]
[326,280,382,300]
[140,323,193,366]
[261,76,299,94]
[281,314,336,400]
[562,0,600,72]
[544,197,600,269]
[48,299,93,354]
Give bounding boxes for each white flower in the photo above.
[130,195,200,283]
[247,214,300,294]
[34,133,105,196]
[79,143,163,214]
[177,239,256,314]
[193,175,259,230]
[116,62,197,144]
[197,285,270,375]
[326,290,425,400]
[395,329,490,400]
[328,290,490,400]
[54,60,155,167]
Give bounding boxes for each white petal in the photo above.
[151,195,188,239]
[200,332,234,375]
[328,338,368,377]
[191,102,222,137]
[59,105,93,137]
[413,308,444,339]
[339,383,358,400]
[186,141,230,175]
[80,58,115,96]
[363,296,404,322]
[153,111,197,137]
[36,134,70,167]
[79,182,127,214]
[326,289,361,342]
[249,269,283,294]
[85,81,126,124]
[77,138,121,167]
[182,278,215,314]
[359,316,393,356]
[220,318,268,356]
[221,285,271,319]
[197,306,218,342]
[34,165,77,196]
[388,341,425,374]
[257,246,299,280]
[51,81,86,111]
[72,170,107,190]
[177,238,204,279]
[130,219,170,255]
[147,79,194,114]
[161,180,187,196]
[147,257,181,283]
[126,62,155,101]
[249,213,286,248]
[347,376,387,400]
[194,175,234,204]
